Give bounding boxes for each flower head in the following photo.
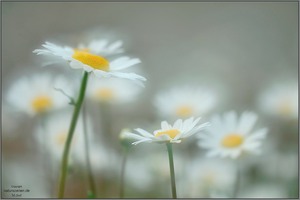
[154,86,217,119]
[184,158,235,197]
[35,112,90,161]
[198,111,268,159]
[6,74,71,116]
[258,83,298,120]
[33,41,146,86]
[124,117,209,144]
[87,77,142,104]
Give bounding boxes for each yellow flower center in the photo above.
[31,95,53,113]
[278,99,292,116]
[221,134,244,148]
[96,88,114,101]
[72,50,109,71]
[175,105,193,117]
[155,129,180,139]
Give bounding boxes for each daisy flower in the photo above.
[198,111,268,159]
[124,117,209,144]
[87,77,142,104]
[6,74,71,116]
[154,86,217,118]
[35,111,90,161]
[184,158,235,197]
[33,41,146,85]
[258,83,298,119]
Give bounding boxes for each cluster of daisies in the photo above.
[4,33,298,198]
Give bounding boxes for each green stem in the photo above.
[58,72,89,198]
[120,149,129,198]
[82,102,97,198]
[166,143,177,199]
[233,164,241,198]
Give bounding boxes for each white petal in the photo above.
[110,57,141,71]
[246,128,268,142]
[237,111,258,134]
[224,111,237,131]
[133,139,153,145]
[173,119,183,129]
[123,132,146,141]
[107,40,123,52]
[135,128,153,138]
[108,72,146,86]
[161,121,171,130]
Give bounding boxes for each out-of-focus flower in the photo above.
[183,158,235,197]
[35,112,90,161]
[124,117,209,144]
[124,157,156,191]
[87,77,142,104]
[198,111,268,159]
[119,128,136,149]
[154,86,217,119]
[258,83,298,120]
[6,74,70,116]
[33,41,146,85]
[78,39,124,56]
[239,183,287,198]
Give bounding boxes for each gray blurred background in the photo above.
[3,2,298,99]
[2,2,298,198]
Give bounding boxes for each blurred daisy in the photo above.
[6,74,71,116]
[33,41,146,85]
[87,77,142,104]
[79,39,124,56]
[35,111,90,161]
[124,117,209,144]
[258,83,298,119]
[184,158,235,197]
[239,183,287,198]
[198,111,268,159]
[154,86,217,118]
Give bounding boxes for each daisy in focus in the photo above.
[257,83,298,120]
[6,74,71,116]
[87,77,142,104]
[198,111,268,159]
[33,40,146,85]
[124,117,209,145]
[154,86,217,119]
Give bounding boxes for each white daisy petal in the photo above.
[135,128,154,138]
[123,132,147,141]
[161,121,171,130]
[174,119,183,129]
[237,111,258,134]
[224,111,237,131]
[110,57,141,71]
[246,128,268,142]
[133,139,153,145]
